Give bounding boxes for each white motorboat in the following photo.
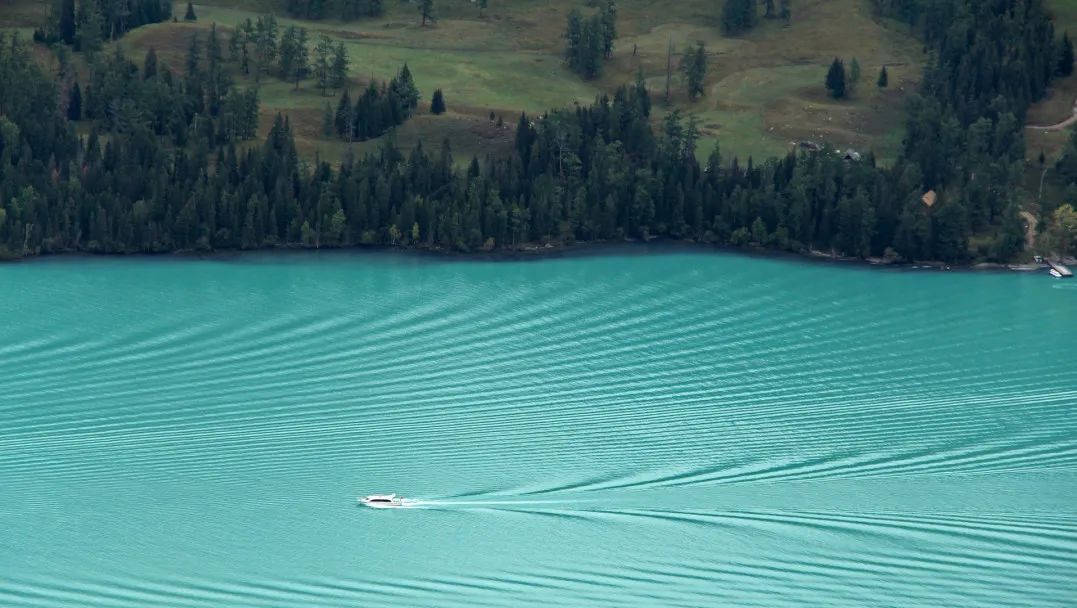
[1050,268,1063,278]
[359,493,407,508]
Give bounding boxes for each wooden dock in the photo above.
[1046,260,1073,278]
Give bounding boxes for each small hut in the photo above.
[921,190,937,208]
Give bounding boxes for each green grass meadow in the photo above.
[6,0,1069,169]
[111,0,926,164]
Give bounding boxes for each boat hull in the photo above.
[358,497,411,508]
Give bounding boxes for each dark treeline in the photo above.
[0,0,1065,262]
[331,66,420,141]
[35,0,172,48]
[0,37,994,261]
[285,0,384,21]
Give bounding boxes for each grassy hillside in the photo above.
[4,0,923,164]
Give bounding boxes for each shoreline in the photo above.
[0,239,1055,274]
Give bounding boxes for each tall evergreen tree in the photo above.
[67,80,82,120]
[207,23,223,74]
[565,9,582,69]
[780,0,791,22]
[392,64,420,113]
[59,0,76,44]
[664,35,673,103]
[431,88,446,114]
[877,65,888,88]
[678,42,707,99]
[186,32,201,75]
[278,26,308,89]
[143,47,158,80]
[77,2,105,56]
[313,35,333,95]
[600,0,617,59]
[184,2,197,21]
[721,0,756,34]
[330,43,349,91]
[335,89,352,138]
[251,15,279,83]
[322,102,334,136]
[278,26,299,81]
[825,58,846,98]
[585,16,606,78]
[292,28,310,89]
[849,57,861,91]
[1059,32,1075,77]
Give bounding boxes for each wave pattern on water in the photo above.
[1,253,1075,606]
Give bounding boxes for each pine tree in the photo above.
[59,0,76,44]
[314,35,333,95]
[322,102,334,136]
[67,80,82,120]
[764,0,775,18]
[825,58,846,99]
[721,0,756,35]
[251,15,279,84]
[184,2,197,21]
[877,65,888,89]
[780,0,791,22]
[664,35,673,103]
[278,26,298,81]
[678,42,707,99]
[143,47,158,80]
[420,0,435,26]
[330,43,349,91]
[1059,32,1075,77]
[77,2,105,56]
[849,57,861,91]
[292,28,310,90]
[579,15,604,79]
[335,90,352,138]
[186,33,201,75]
[565,10,582,71]
[600,0,617,59]
[431,88,446,114]
[393,64,420,113]
[207,23,223,74]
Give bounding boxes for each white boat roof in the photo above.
[365,494,397,500]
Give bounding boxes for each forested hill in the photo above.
[0,0,1069,262]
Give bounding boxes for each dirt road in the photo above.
[1027,97,1077,131]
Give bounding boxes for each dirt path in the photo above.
[1020,211,1038,249]
[1026,97,1077,131]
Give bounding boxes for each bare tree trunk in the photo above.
[665,36,673,104]
[23,223,34,256]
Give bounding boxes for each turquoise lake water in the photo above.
[1,250,1075,607]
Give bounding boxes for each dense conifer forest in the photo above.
[0,0,1072,261]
